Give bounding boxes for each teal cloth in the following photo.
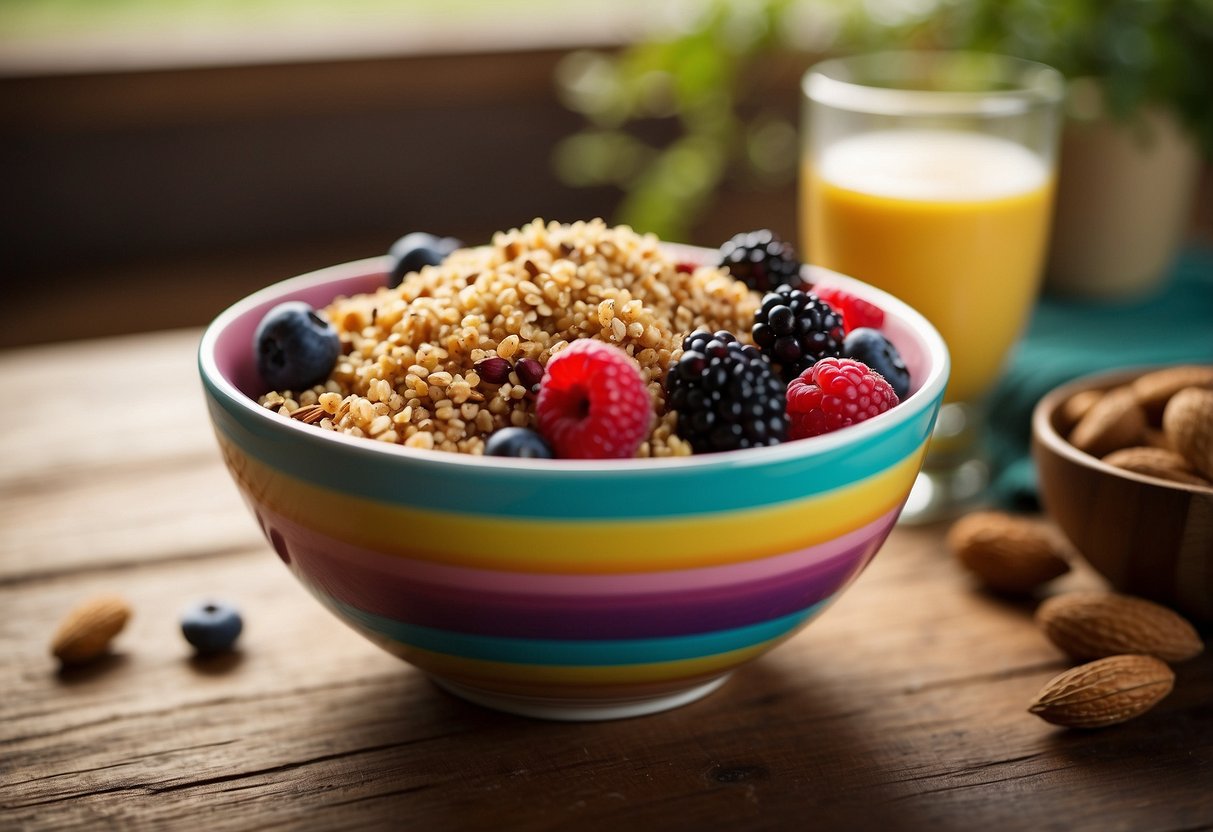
[985,245,1213,509]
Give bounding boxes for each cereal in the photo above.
[259,219,761,456]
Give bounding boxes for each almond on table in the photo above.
[50,595,131,665]
[946,511,1069,594]
[1036,591,1204,663]
[1028,655,1175,729]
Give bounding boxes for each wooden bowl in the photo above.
[1032,368,1213,621]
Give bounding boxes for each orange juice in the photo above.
[803,129,1054,403]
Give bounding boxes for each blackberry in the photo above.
[751,285,845,381]
[666,331,787,453]
[718,229,804,293]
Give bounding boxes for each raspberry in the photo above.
[535,340,652,459]
[786,357,900,440]
[666,330,787,453]
[811,285,885,332]
[718,229,804,293]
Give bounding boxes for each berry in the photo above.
[387,232,462,288]
[666,330,787,453]
[180,600,243,655]
[811,285,885,332]
[718,229,804,293]
[751,285,845,382]
[484,427,554,458]
[844,328,911,400]
[535,340,652,459]
[254,301,341,392]
[786,357,900,440]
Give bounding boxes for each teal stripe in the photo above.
[331,598,827,666]
[203,375,940,520]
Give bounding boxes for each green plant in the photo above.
[907,0,1213,150]
[553,0,866,241]
[554,0,1213,241]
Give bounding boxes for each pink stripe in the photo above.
[256,503,901,595]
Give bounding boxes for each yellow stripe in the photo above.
[221,435,924,573]
[373,634,786,686]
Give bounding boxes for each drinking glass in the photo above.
[801,51,1064,523]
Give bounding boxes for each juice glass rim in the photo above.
[804,50,1065,118]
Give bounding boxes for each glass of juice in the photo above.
[801,51,1063,523]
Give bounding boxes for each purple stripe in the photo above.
[283,527,889,639]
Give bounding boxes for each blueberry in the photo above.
[484,427,554,458]
[180,600,243,654]
[387,232,462,288]
[843,327,911,400]
[254,301,341,392]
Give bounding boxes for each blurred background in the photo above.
[4,0,1212,347]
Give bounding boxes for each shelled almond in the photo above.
[50,595,131,664]
[1055,365,1213,488]
[946,511,1069,593]
[1163,386,1213,480]
[1036,591,1204,663]
[1028,655,1175,729]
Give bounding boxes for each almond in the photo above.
[947,511,1069,593]
[1163,386,1213,479]
[1101,446,1212,488]
[1068,385,1146,458]
[1131,365,1213,421]
[1028,655,1174,728]
[50,595,132,664]
[1057,389,1103,435]
[1143,427,1174,452]
[1036,591,1204,662]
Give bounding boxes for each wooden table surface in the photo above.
[2,329,1211,832]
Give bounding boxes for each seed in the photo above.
[475,356,512,384]
[515,357,545,392]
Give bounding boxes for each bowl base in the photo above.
[430,674,731,721]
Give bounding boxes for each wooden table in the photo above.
[3,330,1211,831]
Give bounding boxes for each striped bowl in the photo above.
[198,250,949,720]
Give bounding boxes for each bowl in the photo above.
[198,248,949,720]
[1032,367,1213,622]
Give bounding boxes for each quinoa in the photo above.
[258,218,761,456]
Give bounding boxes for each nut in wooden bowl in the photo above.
[1032,366,1213,622]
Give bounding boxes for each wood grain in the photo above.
[2,331,1212,831]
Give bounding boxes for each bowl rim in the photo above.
[198,245,950,474]
[1032,365,1213,495]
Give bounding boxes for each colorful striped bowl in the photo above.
[198,250,949,720]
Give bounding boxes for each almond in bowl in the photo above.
[1031,365,1213,622]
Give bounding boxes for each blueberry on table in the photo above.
[843,327,911,400]
[180,600,243,654]
[254,301,341,392]
[387,232,463,288]
[484,427,554,458]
